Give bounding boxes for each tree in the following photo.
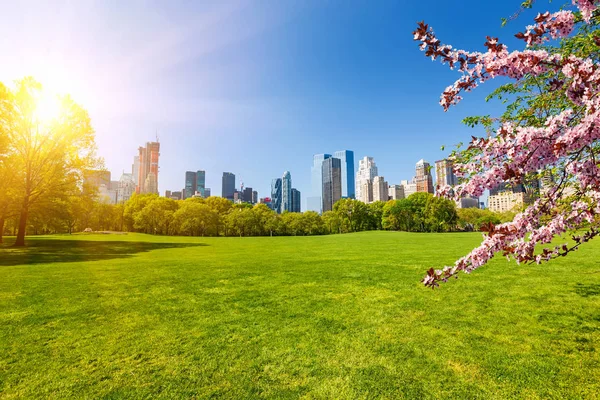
[414,1,600,286]
[134,197,178,235]
[367,201,386,230]
[333,198,368,232]
[322,210,342,234]
[1,78,98,246]
[424,196,458,233]
[383,199,417,231]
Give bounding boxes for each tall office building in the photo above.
[356,157,378,201]
[271,178,282,213]
[372,176,389,202]
[204,188,211,198]
[435,159,457,188]
[291,188,301,212]
[415,159,434,194]
[308,153,332,213]
[252,190,258,204]
[222,172,236,200]
[196,170,206,198]
[132,156,140,185]
[136,141,160,194]
[322,157,342,212]
[242,187,253,203]
[334,150,355,199]
[282,171,292,212]
[184,171,197,199]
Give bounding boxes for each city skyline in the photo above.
[0,1,537,209]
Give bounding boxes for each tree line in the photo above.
[1,189,516,239]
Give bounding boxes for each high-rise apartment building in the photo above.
[271,178,282,213]
[308,154,332,213]
[281,171,292,213]
[184,171,197,199]
[360,180,373,203]
[291,188,301,212]
[401,179,417,198]
[415,159,434,194]
[196,170,206,198]
[204,188,211,198]
[322,157,342,212]
[356,157,378,201]
[136,141,160,194]
[242,187,253,203]
[222,172,236,200]
[252,190,258,204]
[334,150,355,199]
[372,176,388,202]
[435,159,457,188]
[388,184,405,200]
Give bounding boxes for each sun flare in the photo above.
[34,92,62,124]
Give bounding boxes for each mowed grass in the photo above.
[1,232,599,399]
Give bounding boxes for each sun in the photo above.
[34,91,62,125]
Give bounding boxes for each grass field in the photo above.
[1,232,599,399]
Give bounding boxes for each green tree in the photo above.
[2,78,99,245]
[333,198,368,233]
[424,195,458,232]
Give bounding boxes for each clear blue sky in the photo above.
[0,0,554,208]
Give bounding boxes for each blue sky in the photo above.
[0,0,556,208]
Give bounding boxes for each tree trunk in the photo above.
[0,216,5,244]
[15,198,29,246]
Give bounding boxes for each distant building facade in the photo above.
[281,171,292,212]
[415,159,434,194]
[271,178,282,213]
[222,172,236,200]
[372,176,388,202]
[184,171,197,199]
[307,153,332,213]
[356,156,378,202]
[388,184,405,200]
[435,159,457,188]
[136,141,160,194]
[322,157,342,212]
[401,179,417,198]
[334,150,355,199]
[291,188,301,212]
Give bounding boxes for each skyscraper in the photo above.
[282,171,292,212]
[334,150,355,199]
[372,176,388,202]
[322,157,342,212]
[308,153,332,213]
[184,171,197,199]
[136,141,160,194]
[435,159,457,188]
[415,159,434,194]
[291,188,301,212]
[359,180,373,203]
[356,157,378,201]
[132,156,140,185]
[196,170,206,198]
[271,178,282,213]
[222,172,235,200]
[117,173,136,204]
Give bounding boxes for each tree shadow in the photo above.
[0,237,208,266]
[574,283,600,298]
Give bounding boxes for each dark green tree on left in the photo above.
[0,78,99,246]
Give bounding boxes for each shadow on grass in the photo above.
[0,237,207,266]
[574,283,600,297]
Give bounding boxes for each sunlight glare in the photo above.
[34,92,61,125]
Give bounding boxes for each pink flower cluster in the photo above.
[573,0,599,22]
[416,1,600,287]
[517,11,575,46]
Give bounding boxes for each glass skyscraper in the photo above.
[222,172,235,200]
[271,178,282,213]
[196,170,206,197]
[291,188,301,213]
[322,157,342,212]
[184,171,197,199]
[281,171,292,213]
[307,153,331,213]
[334,150,355,199]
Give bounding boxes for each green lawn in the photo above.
[1,232,599,399]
